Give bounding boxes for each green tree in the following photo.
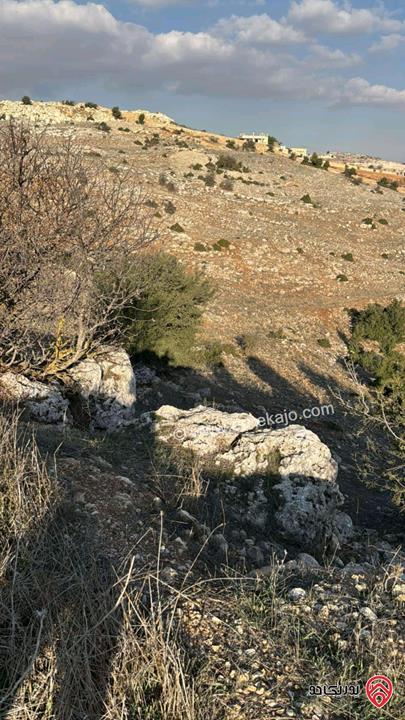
[106,253,213,366]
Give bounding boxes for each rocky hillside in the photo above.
[0,101,404,720]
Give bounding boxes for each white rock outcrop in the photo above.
[66,349,136,430]
[0,372,68,424]
[154,405,352,553]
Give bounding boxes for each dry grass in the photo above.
[0,411,223,720]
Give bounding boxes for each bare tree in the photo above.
[0,120,157,377]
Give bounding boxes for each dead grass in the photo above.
[0,411,223,720]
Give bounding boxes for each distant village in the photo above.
[239,132,405,180]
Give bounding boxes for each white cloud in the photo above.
[309,43,361,68]
[214,13,306,44]
[128,0,193,6]
[288,0,403,36]
[0,0,403,114]
[369,33,405,53]
[336,77,405,107]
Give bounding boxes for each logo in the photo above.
[365,675,393,709]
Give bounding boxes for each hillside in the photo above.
[0,102,404,720]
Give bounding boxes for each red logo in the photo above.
[365,676,393,708]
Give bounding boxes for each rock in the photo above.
[272,477,353,553]
[155,404,258,453]
[0,372,69,424]
[288,587,307,602]
[360,606,377,622]
[154,405,352,554]
[297,553,320,568]
[67,349,136,430]
[155,406,337,480]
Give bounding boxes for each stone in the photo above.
[154,405,352,554]
[0,372,69,424]
[288,587,307,602]
[272,477,353,553]
[297,553,320,568]
[67,349,136,430]
[360,607,377,622]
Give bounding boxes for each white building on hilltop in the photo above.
[239,133,269,145]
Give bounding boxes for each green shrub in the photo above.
[118,126,130,133]
[379,218,388,225]
[203,174,216,187]
[21,96,32,105]
[216,154,242,171]
[336,274,348,282]
[109,253,212,366]
[242,139,256,152]
[194,242,207,252]
[267,135,278,152]
[310,152,323,168]
[341,252,354,262]
[62,99,75,106]
[317,338,331,348]
[97,122,111,133]
[344,165,357,177]
[212,242,222,251]
[137,113,145,125]
[226,140,236,149]
[301,194,313,204]
[170,222,185,233]
[85,101,98,109]
[112,106,122,120]
[217,238,230,248]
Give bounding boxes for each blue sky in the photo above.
[0,0,404,158]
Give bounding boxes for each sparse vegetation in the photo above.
[170,222,185,232]
[137,112,145,125]
[242,138,256,152]
[344,165,357,178]
[21,95,32,105]
[98,121,111,132]
[112,106,122,120]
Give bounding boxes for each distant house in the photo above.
[239,133,269,145]
[290,147,308,157]
[278,145,308,158]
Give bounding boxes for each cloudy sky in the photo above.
[1,0,404,158]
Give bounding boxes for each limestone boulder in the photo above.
[66,349,136,430]
[0,372,68,424]
[154,405,352,553]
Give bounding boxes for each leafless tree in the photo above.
[0,120,157,377]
